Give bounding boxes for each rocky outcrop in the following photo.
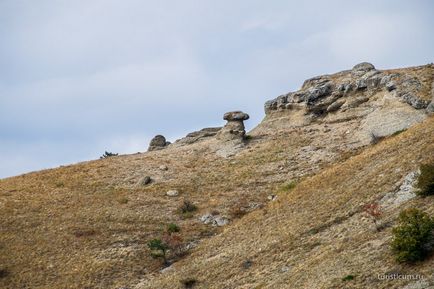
[264,62,433,116]
[148,135,171,151]
[216,111,249,142]
[175,127,222,145]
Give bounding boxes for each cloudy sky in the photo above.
[0,0,433,178]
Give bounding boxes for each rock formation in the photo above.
[261,62,433,142]
[148,135,170,151]
[264,62,433,115]
[217,111,250,141]
[175,127,222,145]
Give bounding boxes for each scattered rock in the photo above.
[159,165,168,171]
[199,213,229,226]
[166,190,179,197]
[267,195,277,201]
[159,265,174,274]
[280,265,291,273]
[242,260,253,269]
[139,176,152,186]
[380,171,419,209]
[148,135,170,151]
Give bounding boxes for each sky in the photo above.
[0,0,433,178]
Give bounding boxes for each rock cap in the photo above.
[223,111,250,121]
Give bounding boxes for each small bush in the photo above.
[180,278,197,288]
[415,164,434,196]
[167,223,180,234]
[363,202,382,231]
[391,208,434,263]
[117,197,129,204]
[279,181,296,192]
[72,228,96,238]
[148,238,169,265]
[0,268,9,278]
[179,200,197,214]
[100,151,118,159]
[342,274,355,281]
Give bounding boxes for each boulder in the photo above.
[139,176,152,186]
[199,213,229,226]
[148,135,170,151]
[352,62,376,75]
[166,190,179,197]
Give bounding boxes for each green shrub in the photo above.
[180,278,197,288]
[167,223,180,234]
[100,151,118,159]
[179,200,197,214]
[277,181,297,194]
[391,208,434,263]
[147,238,169,265]
[415,164,434,196]
[342,274,355,281]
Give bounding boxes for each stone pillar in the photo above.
[217,111,249,141]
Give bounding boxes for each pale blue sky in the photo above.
[1,0,433,178]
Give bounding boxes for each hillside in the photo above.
[0,63,433,289]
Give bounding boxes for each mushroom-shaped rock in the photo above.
[217,111,250,141]
[148,135,170,151]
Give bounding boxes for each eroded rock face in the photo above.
[175,127,222,145]
[148,135,171,151]
[264,62,433,116]
[217,111,250,142]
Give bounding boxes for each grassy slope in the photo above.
[138,117,434,289]
[1,124,349,289]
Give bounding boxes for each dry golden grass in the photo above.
[137,117,434,289]
[0,120,359,289]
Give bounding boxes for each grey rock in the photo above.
[176,127,222,144]
[264,100,277,112]
[352,62,376,75]
[140,176,152,185]
[427,100,434,114]
[148,135,169,151]
[386,81,396,91]
[199,213,229,226]
[217,111,250,141]
[306,82,333,103]
[223,111,250,121]
[302,75,331,90]
[399,93,429,109]
[166,190,179,197]
[355,79,367,90]
[326,98,346,112]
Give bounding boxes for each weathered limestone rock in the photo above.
[175,127,222,145]
[148,135,170,151]
[217,111,249,141]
